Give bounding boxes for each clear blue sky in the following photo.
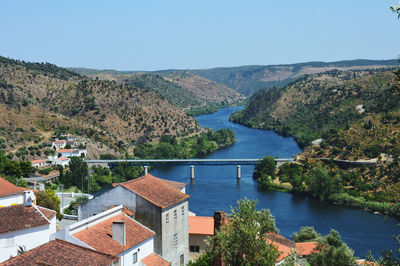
[1,0,399,71]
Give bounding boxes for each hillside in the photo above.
[191,59,399,95]
[231,68,400,209]
[0,56,202,159]
[70,68,245,115]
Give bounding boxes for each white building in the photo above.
[30,159,49,168]
[0,192,56,263]
[0,177,35,207]
[52,140,66,149]
[53,205,170,266]
[48,156,70,167]
[78,174,190,266]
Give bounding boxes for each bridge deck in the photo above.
[84,158,294,166]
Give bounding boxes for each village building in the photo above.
[0,192,56,263]
[52,140,66,149]
[266,233,319,265]
[0,239,119,266]
[52,156,70,167]
[188,216,214,260]
[0,177,35,207]
[78,174,190,266]
[53,205,170,265]
[30,159,49,168]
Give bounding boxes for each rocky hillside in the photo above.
[191,59,399,96]
[231,68,400,205]
[0,56,202,158]
[70,68,245,115]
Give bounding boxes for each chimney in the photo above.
[213,211,226,266]
[213,211,226,234]
[23,191,35,207]
[112,221,126,245]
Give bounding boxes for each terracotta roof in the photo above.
[141,253,171,266]
[0,177,25,198]
[31,160,46,164]
[160,179,186,191]
[54,140,66,144]
[266,233,320,262]
[73,213,154,256]
[58,157,69,161]
[189,216,214,235]
[56,149,73,153]
[115,174,189,208]
[0,239,119,266]
[0,204,55,234]
[295,242,319,256]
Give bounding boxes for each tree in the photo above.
[36,189,63,220]
[210,198,280,265]
[307,229,356,266]
[253,156,276,190]
[392,3,400,18]
[63,157,88,190]
[305,167,343,200]
[292,226,321,242]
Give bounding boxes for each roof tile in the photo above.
[189,216,214,235]
[116,174,189,208]
[73,213,154,256]
[141,253,171,266]
[0,177,25,197]
[0,204,55,234]
[0,239,118,266]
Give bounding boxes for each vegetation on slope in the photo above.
[0,55,202,155]
[232,68,400,215]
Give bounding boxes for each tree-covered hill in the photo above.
[0,56,202,157]
[231,68,400,210]
[70,68,246,115]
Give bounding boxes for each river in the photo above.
[150,106,400,258]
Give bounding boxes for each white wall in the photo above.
[120,237,154,266]
[0,223,54,263]
[0,194,24,207]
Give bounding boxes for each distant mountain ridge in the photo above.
[190,59,399,95]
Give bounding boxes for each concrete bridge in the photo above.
[84,158,294,180]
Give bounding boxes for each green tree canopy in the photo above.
[210,198,279,266]
[253,156,276,190]
[36,189,63,220]
[292,226,321,243]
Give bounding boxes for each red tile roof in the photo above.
[189,216,214,235]
[56,149,73,153]
[141,253,171,266]
[31,160,46,164]
[160,179,186,191]
[0,204,55,234]
[295,242,319,256]
[115,174,189,209]
[73,213,154,256]
[54,140,66,144]
[0,177,26,198]
[59,157,69,161]
[266,233,320,262]
[0,239,119,266]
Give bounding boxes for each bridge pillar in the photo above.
[190,166,195,180]
[144,166,148,175]
[237,165,241,180]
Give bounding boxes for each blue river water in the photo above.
[151,106,400,258]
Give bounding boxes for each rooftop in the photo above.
[73,213,154,256]
[56,149,73,153]
[30,159,46,164]
[189,216,214,235]
[0,239,119,266]
[115,174,189,209]
[141,253,171,266]
[0,204,56,234]
[0,177,25,198]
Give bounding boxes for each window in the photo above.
[181,206,184,216]
[180,254,184,266]
[166,213,169,224]
[190,245,200,253]
[174,210,177,220]
[173,233,178,247]
[5,236,14,247]
[132,252,137,263]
